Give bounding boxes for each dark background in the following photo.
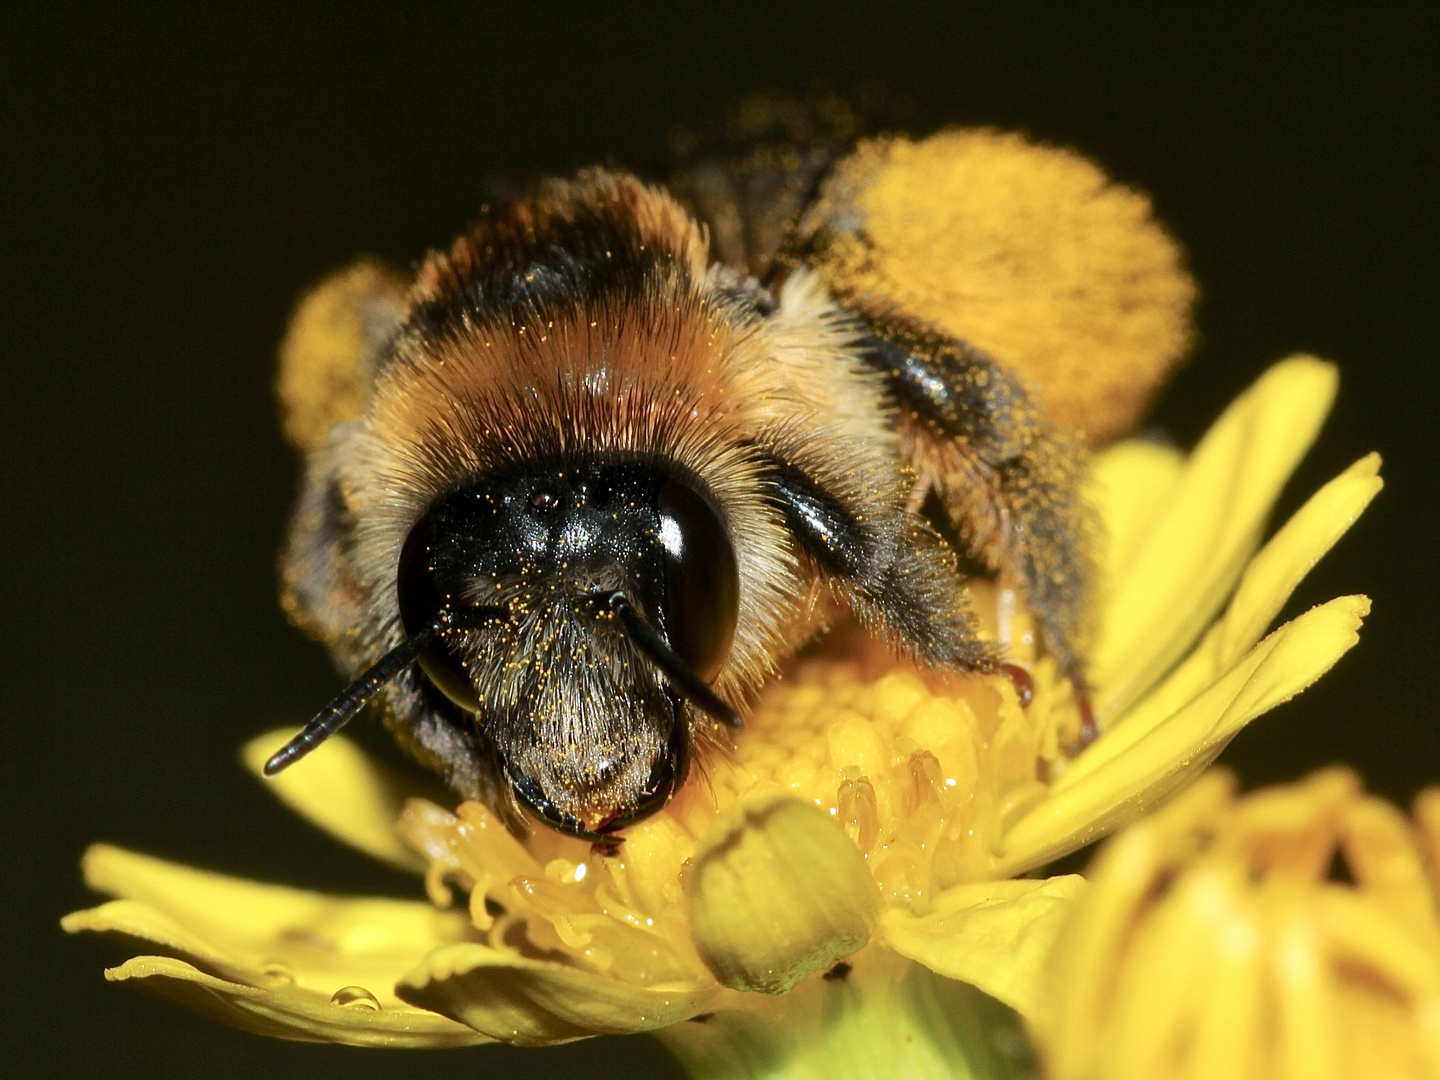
[3,5,1435,1077]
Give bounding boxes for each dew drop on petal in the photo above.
[330,985,381,1010]
[259,962,294,986]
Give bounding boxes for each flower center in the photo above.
[399,581,1085,986]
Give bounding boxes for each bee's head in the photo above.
[395,458,740,838]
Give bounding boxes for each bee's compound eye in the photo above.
[655,480,739,684]
[396,509,480,712]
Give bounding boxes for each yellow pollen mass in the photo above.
[799,128,1196,443]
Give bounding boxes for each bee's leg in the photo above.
[281,450,367,651]
[757,452,993,672]
[859,319,1093,687]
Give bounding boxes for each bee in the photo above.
[266,101,1194,841]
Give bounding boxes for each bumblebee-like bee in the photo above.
[268,105,1193,841]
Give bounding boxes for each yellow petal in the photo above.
[1275,911,1339,1080]
[1086,440,1186,594]
[1211,453,1380,662]
[66,899,254,980]
[1091,356,1338,718]
[1039,770,1440,1080]
[65,845,475,1023]
[1000,595,1369,872]
[1094,872,1229,1080]
[1066,454,1381,788]
[1038,773,1237,1079]
[1171,885,1265,1080]
[881,874,1085,1022]
[397,943,715,1046]
[687,793,883,994]
[1342,794,1440,935]
[102,954,483,1047]
[243,727,434,872]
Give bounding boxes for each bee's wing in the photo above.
[661,92,897,281]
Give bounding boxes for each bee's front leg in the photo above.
[859,314,1094,689]
[753,448,993,674]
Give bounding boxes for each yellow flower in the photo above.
[1037,769,1440,1080]
[65,357,1377,1065]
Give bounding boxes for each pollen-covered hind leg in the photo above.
[277,259,408,452]
[860,317,1094,687]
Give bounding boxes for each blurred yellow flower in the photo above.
[65,357,1378,1070]
[1038,769,1440,1080]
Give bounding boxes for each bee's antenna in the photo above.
[263,606,506,777]
[605,592,742,729]
[263,624,439,777]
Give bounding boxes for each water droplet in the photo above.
[330,985,381,1011]
[259,962,294,986]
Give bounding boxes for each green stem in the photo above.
[653,948,1036,1080]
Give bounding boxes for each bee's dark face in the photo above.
[396,459,739,837]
